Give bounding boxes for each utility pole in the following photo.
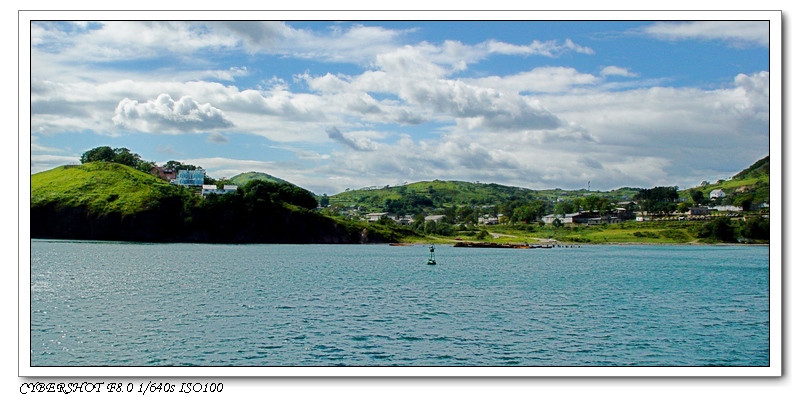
[588,181,590,192]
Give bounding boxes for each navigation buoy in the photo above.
[427,244,436,265]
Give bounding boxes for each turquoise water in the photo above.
[30,240,770,366]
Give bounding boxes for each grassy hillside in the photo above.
[733,155,769,180]
[30,162,402,243]
[678,156,769,206]
[330,179,640,213]
[228,172,295,188]
[31,162,197,216]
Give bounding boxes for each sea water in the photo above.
[30,240,769,366]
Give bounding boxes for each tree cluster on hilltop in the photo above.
[80,146,156,173]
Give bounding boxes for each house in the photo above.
[542,213,579,224]
[201,185,238,197]
[612,207,636,220]
[585,215,621,225]
[710,189,726,199]
[176,169,206,186]
[479,215,499,225]
[711,205,743,212]
[366,212,391,222]
[394,215,415,225]
[150,166,176,181]
[543,211,621,225]
[568,212,619,225]
[689,207,710,216]
[424,215,446,223]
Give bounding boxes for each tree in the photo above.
[164,160,200,171]
[80,146,151,174]
[80,146,116,163]
[112,147,141,167]
[695,217,736,242]
[740,216,769,240]
[136,160,156,173]
[554,200,577,216]
[690,189,707,206]
[734,194,754,211]
[635,186,679,216]
[582,195,603,213]
[424,220,438,235]
[319,194,330,207]
[240,180,318,210]
[456,205,477,225]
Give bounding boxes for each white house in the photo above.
[424,215,446,223]
[366,212,391,222]
[710,189,726,199]
[202,184,238,197]
[395,215,415,225]
[711,205,743,212]
[542,213,579,224]
[479,215,499,225]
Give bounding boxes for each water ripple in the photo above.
[30,242,770,366]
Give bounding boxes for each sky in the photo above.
[27,17,773,195]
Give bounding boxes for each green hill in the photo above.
[733,155,769,180]
[30,163,398,243]
[229,172,295,188]
[31,162,197,216]
[330,179,640,213]
[678,156,770,207]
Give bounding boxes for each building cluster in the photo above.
[150,167,237,198]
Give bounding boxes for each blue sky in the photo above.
[27,17,773,195]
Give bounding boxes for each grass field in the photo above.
[396,221,709,245]
[31,162,197,215]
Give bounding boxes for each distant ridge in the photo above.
[733,155,769,180]
[229,172,295,187]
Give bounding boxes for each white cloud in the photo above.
[28,21,770,195]
[600,66,638,78]
[733,71,769,121]
[486,38,594,57]
[207,132,229,144]
[112,93,234,133]
[642,21,769,47]
[326,127,383,151]
[468,67,600,93]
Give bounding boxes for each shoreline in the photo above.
[30,237,768,247]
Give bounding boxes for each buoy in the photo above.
[427,244,436,265]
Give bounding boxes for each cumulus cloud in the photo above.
[32,21,238,62]
[326,127,382,151]
[29,21,770,194]
[642,21,769,47]
[733,71,769,121]
[600,66,638,78]
[354,48,566,131]
[112,93,234,133]
[468,67,600,93]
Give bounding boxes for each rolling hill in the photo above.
[329,179,640,213]
[677,155,770,206]
[30,163,396,243]
[228,172,296,188]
